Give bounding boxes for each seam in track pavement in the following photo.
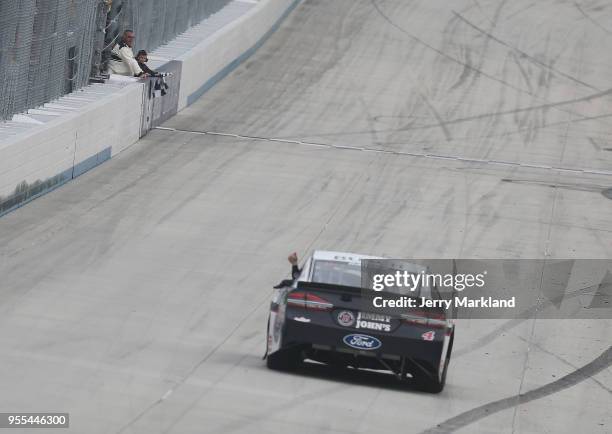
[154,126,612,177]
[509,264,546,432]
[116,290,273,434]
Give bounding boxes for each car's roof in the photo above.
[310,250,427,273]
[311,250,384,263]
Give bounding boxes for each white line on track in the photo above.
[154,126,612,178]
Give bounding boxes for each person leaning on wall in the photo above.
[108,30,148,78]
[136,50,161,77]
[136,50,171,96]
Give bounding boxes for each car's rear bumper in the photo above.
[282,317,443,363]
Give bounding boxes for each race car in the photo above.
[264,250,455,393]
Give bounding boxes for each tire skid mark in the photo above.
[422,87,612,131]
[418,91,453,141]
[454,283,603,359]
[470,0,508,79]
[345,87,612,137]
[285,85,612,144]
[435,4,481,127]
[502,178,609,193]
[471,0,496,26]
[516,335,612,394]
[307,110,612,147]
[510,51,534,94]
[421,345,612,433]
[451,10,600,91]
[370,0,532,96]
[574,1,612,36]
[449,47,473,90]
[369,0,605,125]
[447,0,507,132]
[589,136,603,151]
[501,2,536,22]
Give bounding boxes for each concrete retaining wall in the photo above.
[0,83,144,215]
[180,0,300,109]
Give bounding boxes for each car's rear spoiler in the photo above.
[297,281,420,300]
[297,281,364,294]
[295,281,425,305]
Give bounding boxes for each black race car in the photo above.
[265,250,454,393]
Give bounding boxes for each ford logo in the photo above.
[342,334,382,351]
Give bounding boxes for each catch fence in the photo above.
[0,0,231,120]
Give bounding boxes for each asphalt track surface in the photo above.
[1,0,612,433]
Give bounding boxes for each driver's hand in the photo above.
[288,252,298,266]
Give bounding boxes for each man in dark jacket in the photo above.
[136,50,170,96]
[274,252,302,288]
[135,50,161,76]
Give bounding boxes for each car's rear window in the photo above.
[311,260,435,298]
[311,260,362,287]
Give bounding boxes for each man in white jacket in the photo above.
[108,30,146,77]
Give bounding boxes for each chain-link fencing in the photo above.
[0,0,232,120]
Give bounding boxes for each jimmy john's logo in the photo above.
[355,312,391,332]
[337,310,356,327]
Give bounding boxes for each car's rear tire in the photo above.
[413,368,445,393]
[266,347,302,371]
[412,330,454,393]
